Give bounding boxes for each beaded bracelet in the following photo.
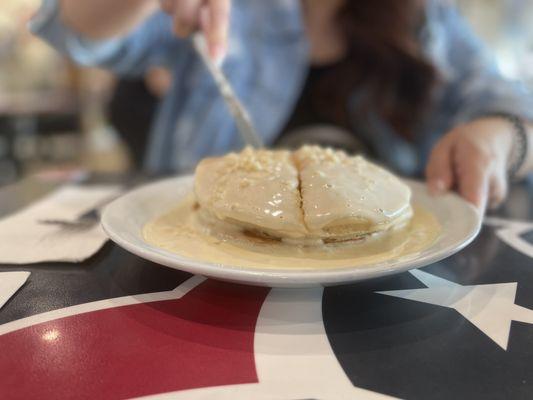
[481,112,528,180]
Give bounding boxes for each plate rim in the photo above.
[101,175,482,287]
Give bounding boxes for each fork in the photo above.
[191,32,264,148]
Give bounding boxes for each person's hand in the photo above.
[159,0,230,62]
[425,118,514,213]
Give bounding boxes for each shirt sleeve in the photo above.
[431,1,533,124]
[29,0,183,76]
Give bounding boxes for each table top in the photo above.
[0,176,532,400]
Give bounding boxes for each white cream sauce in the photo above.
[143,195,441,270]
[294,146,413,233]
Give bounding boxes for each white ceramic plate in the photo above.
[101,176,481,287]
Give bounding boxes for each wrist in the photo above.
[478,113,528,180]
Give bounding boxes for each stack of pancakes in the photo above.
[194,146,413,245]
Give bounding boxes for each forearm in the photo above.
[59,0,158,40]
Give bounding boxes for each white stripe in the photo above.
[484,216,533,229]
[135,287,394,400]
[483,217,533,259]
[253,288,393,399]
[0,275,206,336]
[135,382,300,400]
[497,227,533,259]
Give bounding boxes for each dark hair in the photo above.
[315,0,438,138]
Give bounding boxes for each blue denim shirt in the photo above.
[31,0,533,174]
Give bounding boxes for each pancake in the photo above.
[194,147,308,240]
[194,146,413,245]
[293,145,413,242]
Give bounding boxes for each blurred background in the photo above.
[0,0,532,186]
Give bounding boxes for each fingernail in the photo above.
[210,44,226,66]
[429,179,446,195]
